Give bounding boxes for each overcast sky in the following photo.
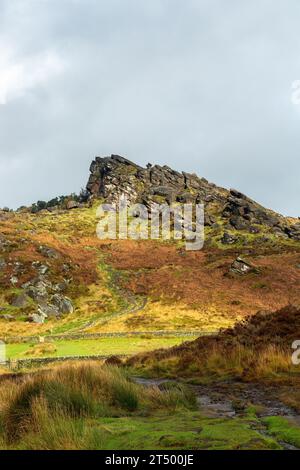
[0,0,300,216]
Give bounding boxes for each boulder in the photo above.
[176,192,195,204]
[229,216,250,231]
[32,261,49,275]
[25,282,49,303]
[285,224,300,241]
[53,281,68,293]
[38,304,59,318]
[204,214,217,227]
[248,226,260,234]
[10,276,18,286]
[229,189,248,199]
[221,232,238,245]
[66,200,79,210]
[51,294,73,314]
[230,257,256,275]
[29,313,47,324]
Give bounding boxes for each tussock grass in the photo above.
[0,362,196,447]
[129,343,298,383]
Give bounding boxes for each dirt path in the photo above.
[70,264,148,332]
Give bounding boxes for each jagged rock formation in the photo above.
[86,155,228,205]
[86,154,300,240]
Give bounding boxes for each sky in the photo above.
[0,0,300,216]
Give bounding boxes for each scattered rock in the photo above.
[230,257,256,275]
[38,304,59,318]
[32,261,49,275]
[221,232,238,245]
[10,276,18,286]
[38,245,60,259]
[25,282,49,303]
[29,313,47,324]
[66,200,79,210]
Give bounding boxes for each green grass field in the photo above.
[6,335,197,359]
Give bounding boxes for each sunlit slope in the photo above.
[0,203,299,340]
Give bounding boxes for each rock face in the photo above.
[86,154,227,207]
[86,154,299,240]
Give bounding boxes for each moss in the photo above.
[6,412,283,450]
[263,416,300,448]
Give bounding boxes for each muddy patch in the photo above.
[192,381,297,418]
[133,376,300,450]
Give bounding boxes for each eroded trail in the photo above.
[133,377,300,450]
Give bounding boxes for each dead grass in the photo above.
[88,300,236,333]
[24,343,57,357]
[128,306,300,383]
[0,362,195,447]
[102,241,300,320]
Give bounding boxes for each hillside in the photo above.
[0,155,299,344]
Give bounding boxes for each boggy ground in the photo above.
[125,305,300,450]
[134,376,300,450]
[0,362,299,450]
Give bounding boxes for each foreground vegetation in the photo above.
[0,362,296,450]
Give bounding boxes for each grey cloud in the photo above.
[0,0,299,216]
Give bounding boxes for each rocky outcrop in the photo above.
[86,154,299,241]
[86,154,228,207]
